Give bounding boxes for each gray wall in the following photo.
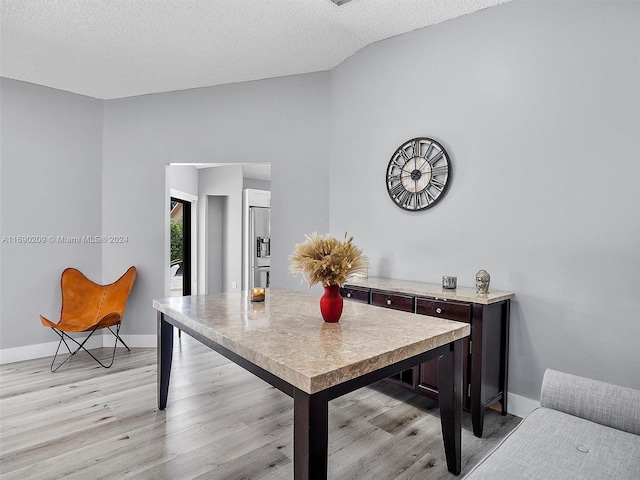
[101,73,331,335]
[206,195,225,294]
[330,0,640,400]
[198,165,243,294]
[1,1,638,408]
[0,78,103,350]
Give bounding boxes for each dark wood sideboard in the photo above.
[340,277,514,438]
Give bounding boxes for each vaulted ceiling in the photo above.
[1,0,508,100]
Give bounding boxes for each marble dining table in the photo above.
[153,287,470,480]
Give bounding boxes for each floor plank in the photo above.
[0,333,520,479]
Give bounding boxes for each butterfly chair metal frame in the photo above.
[40,266,136,372]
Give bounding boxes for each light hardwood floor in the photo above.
[1,334,520,479]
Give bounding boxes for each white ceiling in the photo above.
[1,0,508,100]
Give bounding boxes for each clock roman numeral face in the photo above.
[386,137,451,211]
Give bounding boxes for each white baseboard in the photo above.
[0,334,157,365]
[105,334,157,348]
[506,392,540,419]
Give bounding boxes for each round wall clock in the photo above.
[386,137,452,211]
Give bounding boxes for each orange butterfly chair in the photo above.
[40,266,136,372]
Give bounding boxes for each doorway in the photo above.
[170,197,192,296]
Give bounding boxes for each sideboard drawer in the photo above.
[340,286,370,304]
[371,291,414,312]
[416,297,471,323]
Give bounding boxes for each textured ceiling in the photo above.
[0,0,508,100]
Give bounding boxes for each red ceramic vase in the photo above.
[320,284,343,323]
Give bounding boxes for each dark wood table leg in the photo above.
[439,338,463,475]
[293,388,329,480]
[157,312,174,410]
[499,300,510,416]
[471,305,485,438]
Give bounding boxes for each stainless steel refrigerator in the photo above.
[248,206,270,290]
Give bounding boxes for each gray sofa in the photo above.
[463,369,640,479]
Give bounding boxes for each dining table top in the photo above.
[153,287,470,394]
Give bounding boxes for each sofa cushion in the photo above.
[541,369,640,435]
[463,407,640,480]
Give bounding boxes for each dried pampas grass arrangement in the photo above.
[290,233,368,288]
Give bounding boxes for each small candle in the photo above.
[251,287,265,302]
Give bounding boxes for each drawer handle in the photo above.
[347,293,352,298]
[436,308,442,314]
[386,299,392,305]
